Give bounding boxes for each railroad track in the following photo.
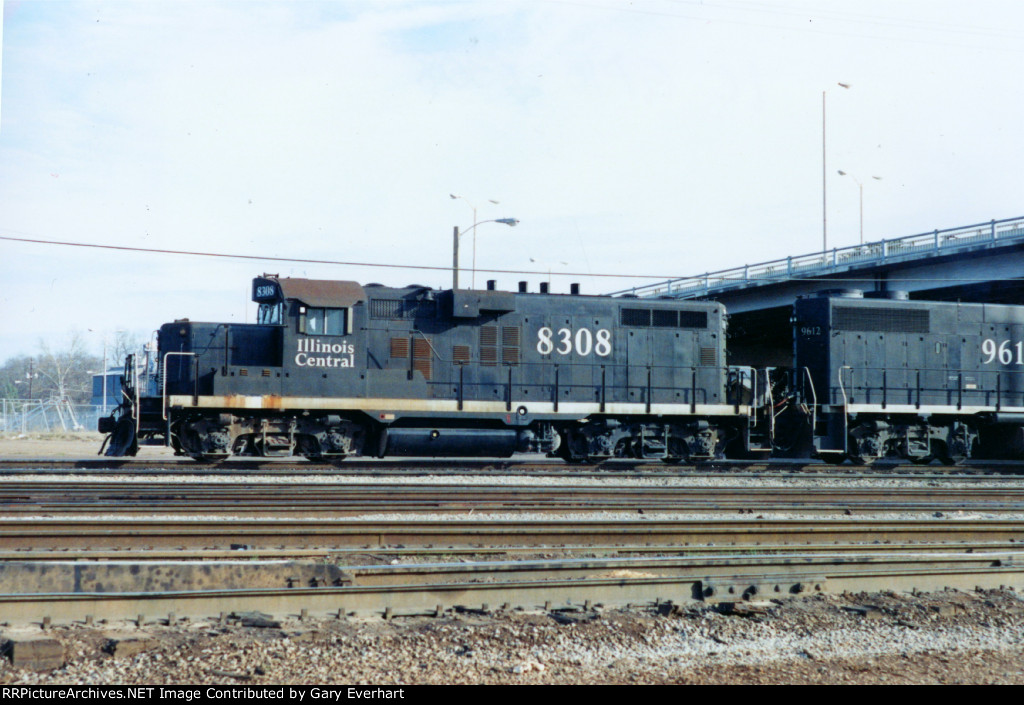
[4,550,1024,626]
[4,469,1024,627]
[4,517,1024,550]
[4,482,1024,515]
[3,456,1024,476]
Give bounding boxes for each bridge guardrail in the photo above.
[609,215,1024,299]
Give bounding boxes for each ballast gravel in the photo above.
[3,590,1024,685]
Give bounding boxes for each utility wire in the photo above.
[2,232,1022,286]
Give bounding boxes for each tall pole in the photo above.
[102,338,107,416]
[469,206,478,289]
[859,181,864,245]
[453,226,460,290]
[822,90,827,253]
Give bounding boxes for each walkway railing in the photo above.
[607,215,1024,299]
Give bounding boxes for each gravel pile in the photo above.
[3,590,1024,685]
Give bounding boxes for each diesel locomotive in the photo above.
[99,276,1024,464]
[772,290,1024,464]
[99,275,760,462]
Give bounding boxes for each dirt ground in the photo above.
[0,432,175,459]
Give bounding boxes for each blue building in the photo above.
[91,369,123,413]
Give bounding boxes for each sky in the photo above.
[1,0,1023,362]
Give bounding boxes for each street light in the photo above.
[452,218,519,290]
[88,328,125,416]
[837,171,883,245]
[450,194,501,289]
[823,82,851,253]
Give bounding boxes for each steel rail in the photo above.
[5,551,1024,625]
[3,540,1023,563]
[3,518,1024,550]
[5,483,1024,515]
[3,457,1024,477]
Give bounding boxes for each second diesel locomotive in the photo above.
[100,275,759,462]
[774,291,1024,464]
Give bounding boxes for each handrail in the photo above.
[837,366,852,454]
[162,352,197,421]
[803,367,817,440]
[607,215,1024,299]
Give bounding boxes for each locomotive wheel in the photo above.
[845,454,875,466]
[556,429,590,464]
[660,435,689,465]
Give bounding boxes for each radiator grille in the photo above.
[700,347,717,366]
[622,307,708,329]
[452,345,471,364]
[652,310,677,327]
[679,311,709,329]
[833,306,930,333]
[621,308,651,327]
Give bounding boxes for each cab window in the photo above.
[257,302,283,324]
[303,307,347,335]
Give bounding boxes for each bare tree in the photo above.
[34,333,100,404]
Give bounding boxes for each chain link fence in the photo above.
[0,399,107,434]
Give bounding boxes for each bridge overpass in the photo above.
[609,215,1024,366]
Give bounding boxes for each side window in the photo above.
[307,308,324,334]
[302,307,348,335]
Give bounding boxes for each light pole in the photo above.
[837,171,882,245]
[450,194,501,289]
[823,82,851,253]
[89,329,125,415]
[452,218,519,290]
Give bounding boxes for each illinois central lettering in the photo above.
[295,339,355,367]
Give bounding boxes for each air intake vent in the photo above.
[413,338,431,360]
[371,298,433,319]
[502,326,521,366]
[833,306,930,333]
[412,358,432,380]
[390,338,409,359]
[700,347,717,366]
[480,326,498,366]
